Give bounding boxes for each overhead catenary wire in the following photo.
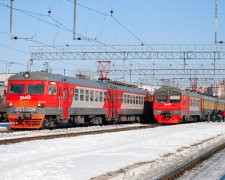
[0,2,124,51]
[66,0,144,45]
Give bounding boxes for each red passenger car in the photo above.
[7,72,149,129]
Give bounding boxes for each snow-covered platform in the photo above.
[1,122,225,180]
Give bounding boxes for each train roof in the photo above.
[155,86,225,103]
[9,72,148,94]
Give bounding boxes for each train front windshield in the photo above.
[9,84,25,94]
[169,91,181,103]
[155,90,181,103]
[27,85,44,94]
[155,91,168,103]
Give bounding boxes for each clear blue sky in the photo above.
[0,0,224,85]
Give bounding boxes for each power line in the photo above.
[0,43,28,54]
[0,2,120,49]
[66,0,144,44]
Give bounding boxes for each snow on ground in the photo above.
[178,148,225,180]
[0,123,148,140]
[0,122,225,180]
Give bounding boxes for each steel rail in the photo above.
[0,124,160,145]
[157,140,225,180]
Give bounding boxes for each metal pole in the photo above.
[10,0,13,39]
[215,0,218,44]
[6,63,8,86]
[73,0,76,40]
[30,59,33,72]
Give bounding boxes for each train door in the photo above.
[114,89,118,118]
[108,90,112,118]
[63,85,69,119]
[187,96,190,118]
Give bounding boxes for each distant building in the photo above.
[206,84,225,98]
[0,73,15,86]
[138,85,160,94]
[197,86,207,94]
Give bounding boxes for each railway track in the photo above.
[0,124,160,145]
[0,130,15,133]
[157,140,225,180]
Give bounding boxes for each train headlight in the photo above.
[37,103,45,107]
[7,102,13,107]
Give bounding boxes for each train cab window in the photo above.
[27,85,44,94]
[169,91,181,103]
[155,91,168,103]
[85,90,89,101]
[90,90,94,102]
[99,91,103,102]
[95,91,99,102]
[48,85,57,95]
[80,89,84,101]
[9,84,25,94]
[75,89,79,101]
[104,92,107,102]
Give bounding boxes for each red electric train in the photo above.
[6,72,149,129]
[153,86,225,124]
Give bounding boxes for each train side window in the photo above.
[71,88,74,100]
[95,91,99,102]
[85,90,89,101]
[80,89,84,101]
[130,95,133,104]
[104,91,107,102]
[121,94,124,104]
[127,95,129,104]
[136,96,138,104]
[90,90,94,102]
[139,96,141,104]
[124,94,127,103]
[99,91,103,102]
[132,95,134,104]
[75,89,79,101]
[140,97,143,104]
[48,85,57,95]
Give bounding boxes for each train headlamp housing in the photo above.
[23,72,30,79]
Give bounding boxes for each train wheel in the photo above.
[40,119,48,129]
